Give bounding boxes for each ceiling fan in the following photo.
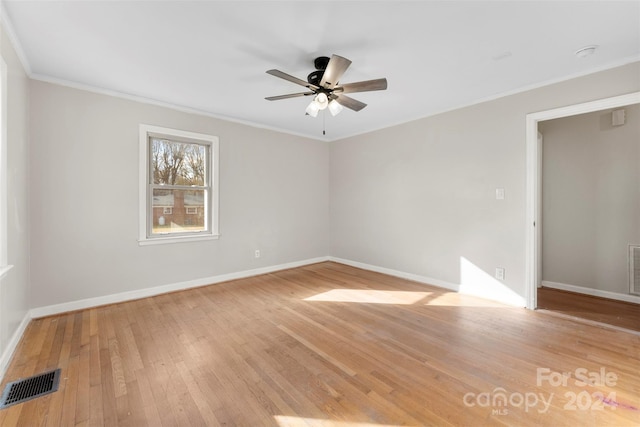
[265,54,388,117]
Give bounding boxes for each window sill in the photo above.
[0,264,14,280]
[138,234,220,246]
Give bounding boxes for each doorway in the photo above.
[525,92,640,329]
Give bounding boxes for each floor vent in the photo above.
[0,369,61,409]
[631,245,640,296]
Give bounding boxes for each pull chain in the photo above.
[322,110,326,136]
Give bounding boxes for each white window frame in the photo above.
[162,207,173,215]
[138,124,219,245]
[0,56,12,279]
[185,207,197,215]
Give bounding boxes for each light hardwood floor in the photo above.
[537,287,640,333]
[1,262,639,426]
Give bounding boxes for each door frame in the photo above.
[525,91,640,309]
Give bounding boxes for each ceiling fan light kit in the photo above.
[328,99,343,116]
[266,54,388,118]
[305,91,345,117]
[305,99,320,117]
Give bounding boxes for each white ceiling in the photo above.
[2,1,639,141]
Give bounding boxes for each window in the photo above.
[139,125,219,245]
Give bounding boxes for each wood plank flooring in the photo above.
[537,287,640,333]
[1,262,639,426]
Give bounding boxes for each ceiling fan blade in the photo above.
[320,55,352,89]
[336,94,367,112]
[266,69,319,90]
[336,78,388,94]
[265,92,315,101]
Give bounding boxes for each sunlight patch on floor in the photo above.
[274,415,404,427]
[304,288,509,307]
[304,289,432,305]
[422,292,506,307]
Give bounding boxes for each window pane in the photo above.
[151,138,206,186]
[152,188,206,234]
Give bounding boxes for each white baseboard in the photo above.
[329,256,461,292]
[542,280,640,304]
[0,311,31,382]
[30,256,330,319]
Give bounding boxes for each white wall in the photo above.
[330,62,640,306]
[16,56,640,314]
[29,81,330,308]
[0,24,30,367]
[540,104,640,294]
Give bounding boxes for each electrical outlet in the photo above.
[496,188,505,200]
[495,267,505,280]
[254,249,261,258]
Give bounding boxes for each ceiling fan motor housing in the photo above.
[307,70,324,86]
[307,56,331,85]
[314,56,330,70]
